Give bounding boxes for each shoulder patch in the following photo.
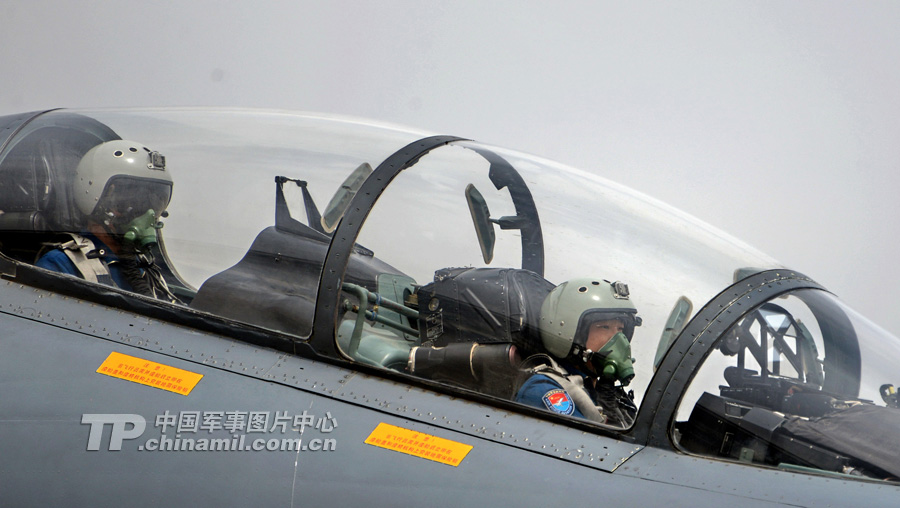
[541,389,575,415]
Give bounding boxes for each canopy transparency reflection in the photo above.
[0,107,787,403]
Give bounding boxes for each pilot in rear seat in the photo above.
[515,279,641,427]
[36,140,177,301]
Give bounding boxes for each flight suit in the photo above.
[515,358,636,427]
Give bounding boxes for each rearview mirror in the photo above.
[654,296,693,371]
[465,184,496,264]
[321,162,373,233]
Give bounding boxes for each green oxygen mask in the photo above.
[122,209,164,252]
[593,332,635,385]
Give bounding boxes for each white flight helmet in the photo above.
[73,140,173,222]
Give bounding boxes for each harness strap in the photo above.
[527,355,607,424]
[58,234,114,285]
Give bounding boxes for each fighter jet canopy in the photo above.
[2,108,900,478]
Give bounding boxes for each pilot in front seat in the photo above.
[515,278,641,427]
[36,140,178,301]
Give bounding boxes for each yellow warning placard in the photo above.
[97,351,203,396]
[365,422,472,466]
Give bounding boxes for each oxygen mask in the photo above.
[121,209,165,252]
[588,332,635,385]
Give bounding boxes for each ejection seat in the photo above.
[0,119,120,265]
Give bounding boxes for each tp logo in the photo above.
[82,414,147,451]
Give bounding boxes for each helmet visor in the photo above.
[95,176,172,223]
[574,310,640,349]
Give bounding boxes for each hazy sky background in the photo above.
[2,1,898,336]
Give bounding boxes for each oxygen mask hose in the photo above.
[594,332,635,385]
[122,209,164,252]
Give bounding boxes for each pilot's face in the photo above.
[585,318,625,352]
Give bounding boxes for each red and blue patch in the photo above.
[541,389,575,416]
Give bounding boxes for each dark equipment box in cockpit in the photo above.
[415,266,554,356]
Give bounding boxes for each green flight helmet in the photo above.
[74,140,173,226]
[539,278,641,360]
